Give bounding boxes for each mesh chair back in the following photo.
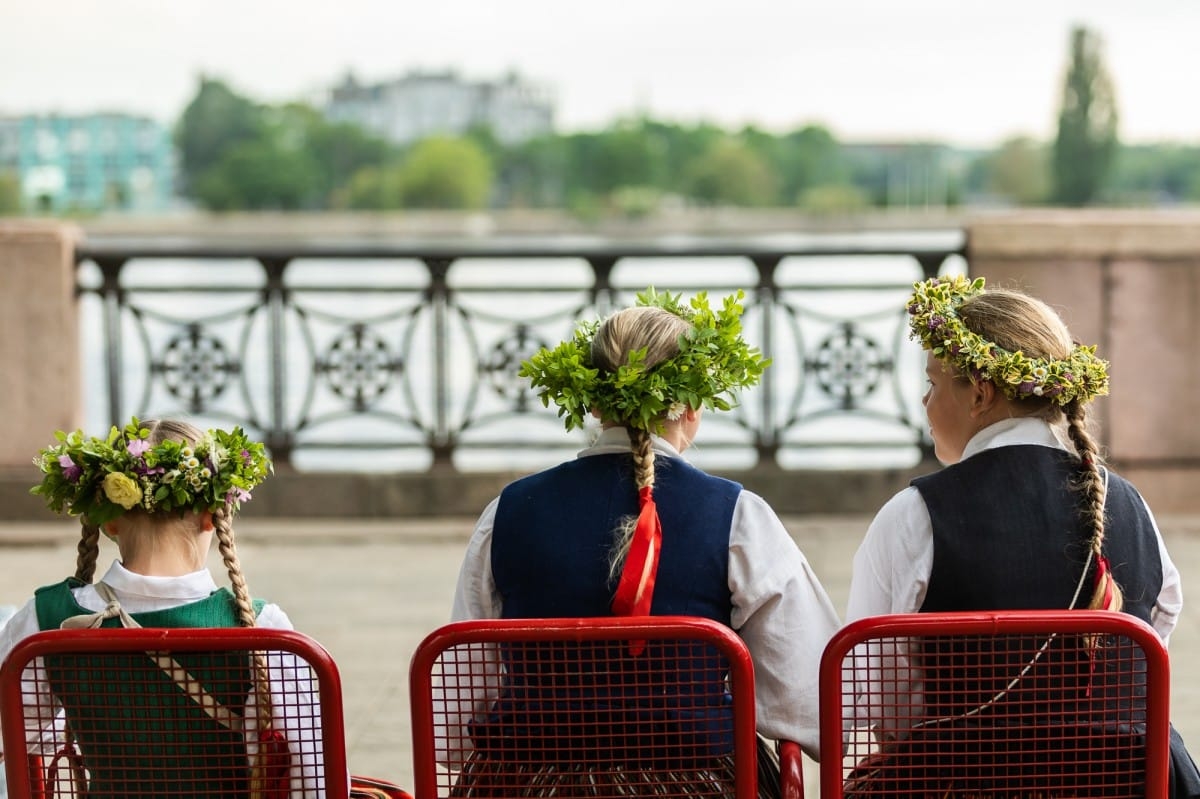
[409,616,765,799]
[0,626,350,799]
[819,610,1171,799]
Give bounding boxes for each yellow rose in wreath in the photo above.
[102,472,143,509]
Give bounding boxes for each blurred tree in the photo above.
[777,125,846,204]
[175,77,265,195]
[684,139,777,206]
[335,164,405,209]
[194,137,320,211]
[0,171,21,214]
[1052,26,1119,205]
[398,137,492,208]
[986,136,1050,205]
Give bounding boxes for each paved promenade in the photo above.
[2,513,1199,794]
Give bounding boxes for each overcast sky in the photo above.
[3,0,1197,147]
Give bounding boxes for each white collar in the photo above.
[577,426,683,460]
[98,559,219,602]
[959,416,1069,462]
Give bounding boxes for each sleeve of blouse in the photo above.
[728,490,840,761]
[251,604,332,799]
[439,497,505,768]
[1140,496,1183,646]
[0,599,69,765]
[844,487,934,746]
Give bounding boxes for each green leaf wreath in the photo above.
[519,287,770,432]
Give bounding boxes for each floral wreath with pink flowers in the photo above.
[907,275,1110,406]
[31,417,272,526]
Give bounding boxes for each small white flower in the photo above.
[180,447,194,459]
[1033,385,1044,396]
[200,467,212,479]
[185,457,200,469]
[666,401,687,421]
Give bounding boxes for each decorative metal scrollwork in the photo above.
[807,322,893,408]
[153,323,238,411]
[317,323,402,410]
[481,324,550,406]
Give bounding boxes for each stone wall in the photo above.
[0,222,82,472]
[967,210,1200,513]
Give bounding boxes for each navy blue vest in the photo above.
[482,452,743,761]
[913,445,1162,623]
[492,452,740,624]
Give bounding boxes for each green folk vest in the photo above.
[33,579,267,799]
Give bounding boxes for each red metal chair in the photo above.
[818,610,1172,798]
[408,616,805,799]
[0,626,408,799]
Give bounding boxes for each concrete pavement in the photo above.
[2,513,1198,794]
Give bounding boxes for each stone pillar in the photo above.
[0,222,82,471]
[968,210,1200,513]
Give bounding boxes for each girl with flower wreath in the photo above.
[440,288,841,799]
[0,417,330,798]
[843,276,1200,798]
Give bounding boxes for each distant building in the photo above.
[0,112,175,214]
[326,69,555,146]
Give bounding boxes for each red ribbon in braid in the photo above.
[611,485,663,655]
[1094,554,1114,609]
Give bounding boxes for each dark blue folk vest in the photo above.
[913,445,1163,620]
[482,452,743,762]
[902,446,1173,794]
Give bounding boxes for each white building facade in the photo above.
[326,70,554,146]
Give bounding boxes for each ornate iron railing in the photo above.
[76,235,966,473]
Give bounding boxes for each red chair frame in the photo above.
[409,615,804,799]
[818,610,1171,799]
[0,626,352,798]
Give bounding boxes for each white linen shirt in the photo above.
[844,416,1184,742]
[0,560,329,799]
[446,427,841,761]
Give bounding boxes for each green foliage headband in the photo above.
[907,275,1110,406]
[519,288,769,433]
[31,417,272,526]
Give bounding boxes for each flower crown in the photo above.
[907,275,1110,406]
[519,288,769,432]
[31,417,272,526]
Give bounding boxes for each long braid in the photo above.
[215,501,275,789]
[607,427,658,579]
[1065,401,1124,612]
[629,427,656,492]
[75,521,101,583]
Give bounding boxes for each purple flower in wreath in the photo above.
[58,454,82,483]
[225,487,252,505]
[1017,381,1037,396]
[127,438,151,458]
[928,315,945,330]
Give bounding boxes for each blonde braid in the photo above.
[1065,402,1124,612]
[74,521,101,583]
[607,427,658,579]
[214,503,275,751]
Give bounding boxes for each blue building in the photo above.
[0,113,175,213]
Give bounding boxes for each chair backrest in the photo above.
[409,615,782,799]
[0,626,351,799]
[819,610,1171,799]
